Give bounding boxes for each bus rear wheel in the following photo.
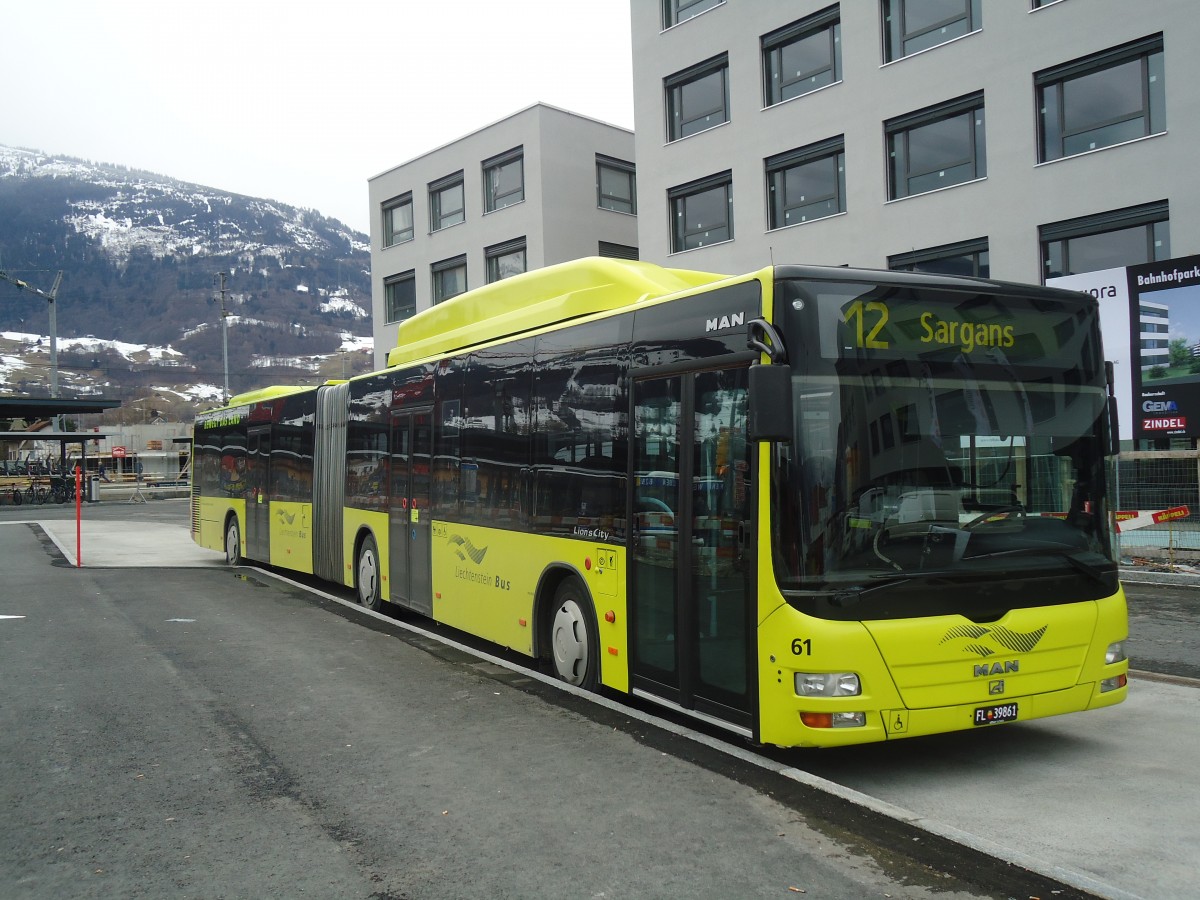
[356,534,383,612]
[549,577,598,690]
[225,517,242,566]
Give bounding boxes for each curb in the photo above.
[1120,566,1200,586]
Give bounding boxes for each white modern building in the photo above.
[1140,299,1171,371]
[630,0,1200,284]
[367,103,638,368]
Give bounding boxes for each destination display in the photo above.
[793,280,1101,371]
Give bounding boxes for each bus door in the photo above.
[389,408,434,614]
[246,426,271,562]
[631,367,754,731]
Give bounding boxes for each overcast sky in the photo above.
[2,0,634,234]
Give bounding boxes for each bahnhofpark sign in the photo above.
[1051,252,1200,442]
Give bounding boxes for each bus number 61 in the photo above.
[791,638,812,656]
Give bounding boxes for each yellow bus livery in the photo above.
[192,257,1128,748]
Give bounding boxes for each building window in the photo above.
[1037,34,1165,163]
[1040,201,1169,280]
[429,172,465,231]
[432,255,467,303]
[483,147,524,213]
[597,155,637,214]
[666,54,729,141]
[599,241,639,260]
[669,171,733,252]
[883,0,981,63]
[662,0,723,29]
[762,6,841,106]
[384,271,416,324]
[485,238,526,284]
[766,136,845,229]
[886,92,985,199]
[382,194,413,248]
[889,237,989,278]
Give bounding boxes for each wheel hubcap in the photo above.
[358,551,378,604]
[551,600,588,685]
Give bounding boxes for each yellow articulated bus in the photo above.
[191,257,1128,748]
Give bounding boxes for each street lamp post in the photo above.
[213,272,230,404]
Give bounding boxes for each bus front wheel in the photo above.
[356,535,383,612]
[225,517,242,566]
[549,577,599,690]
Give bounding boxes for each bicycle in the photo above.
[50,474,79,505]
[24,479,48,505]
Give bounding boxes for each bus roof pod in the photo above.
[385,256,728,369]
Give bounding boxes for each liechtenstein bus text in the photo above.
[191,258,1128,748]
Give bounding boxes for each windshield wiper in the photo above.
[964,546,1113,586]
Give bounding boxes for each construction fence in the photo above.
[1115,450,1200,564]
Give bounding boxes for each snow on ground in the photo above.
[2,330,50,343]
[340,332,372,352]
[2,330,184,358]
[2,324,373,401]
[156,383,226,403]
[0,353,27,382]
[320,296,368,317]
[60,335,185,360]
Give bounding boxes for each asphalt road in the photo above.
[0,501,1047,900]
[1,498,1196,899]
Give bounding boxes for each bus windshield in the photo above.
[769,274,1118,620]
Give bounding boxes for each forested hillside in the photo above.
[0,144,374,416]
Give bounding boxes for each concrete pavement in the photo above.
[3,503,1196,899]
[38,516,222,568]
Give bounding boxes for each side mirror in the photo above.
[1107,396,1120,457]
[1105,360,1119,457]
[748,364,793,443]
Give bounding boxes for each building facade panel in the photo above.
[368,104,636,369]
[630,0,1200,284]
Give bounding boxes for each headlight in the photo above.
[795,672,861,697]
[1100,674,1128,693]
[1105,641,1126,665]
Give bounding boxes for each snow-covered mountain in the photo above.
[0,144,374,419]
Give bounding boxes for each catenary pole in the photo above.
[0,268,63,397]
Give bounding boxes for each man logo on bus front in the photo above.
[940,622,1048,660]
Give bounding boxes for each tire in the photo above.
[356,534,383,612]
[549,577,599,690]
[225,517,242,566]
